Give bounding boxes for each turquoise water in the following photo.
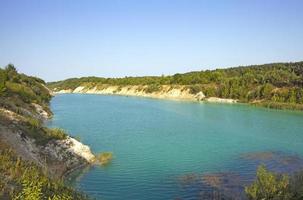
[49,94,303,200]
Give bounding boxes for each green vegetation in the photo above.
[48,61,303,111]
[0,144,89,200]
[0,64,89,199]
[245,166,290,199]
[0,64,68,145]
[144,84,161,93]
[47,128,68,140]
[97,152,113,166]
[0,64,52,116]
[245,165,303,200]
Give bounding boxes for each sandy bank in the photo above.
[54,85,238,103]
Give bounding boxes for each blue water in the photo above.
[49,94,303,200]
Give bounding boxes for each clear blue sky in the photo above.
[0,0,302,82]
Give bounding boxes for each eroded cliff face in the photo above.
[0,106,95,178]
[54,84,239,104]
[55,85,206,101]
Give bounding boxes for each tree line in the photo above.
[48,62,303,109]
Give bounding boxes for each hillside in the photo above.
[48,61,303,110]
[0,64,94,199]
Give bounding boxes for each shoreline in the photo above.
[53,88,303,112]
[53,85,238,104]
[62,162,90,179]
[0,106,96,179]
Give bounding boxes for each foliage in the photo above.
[0,147,89,200]
[188,84,203,94]
[1,64,51,107]
[144,84,161,93]
[252,101,303,111]
[97,152,113,166]
[0,64,69,145]
[245,165,303,200]
[10,116,68,145]
[47,128,68,140]
[48,61,303,110]
[0,68,7,95]
[245,165,291,200]
[0,65,90,199]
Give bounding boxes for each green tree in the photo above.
[5,63,17,72]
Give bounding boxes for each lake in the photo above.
[49,94,303,200]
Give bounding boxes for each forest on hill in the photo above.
[48,61,303,110]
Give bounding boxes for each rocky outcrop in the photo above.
[44,137,95,177]
[50,137,95,163]
[31,103,50,120]
[0,108,95,178]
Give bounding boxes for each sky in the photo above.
[0,0,303,82]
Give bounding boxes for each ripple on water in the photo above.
[176,151,303,200]
[50,95,303,200]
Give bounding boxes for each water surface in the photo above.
[49,94,303,200]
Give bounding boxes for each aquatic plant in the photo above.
[245,165,291,200]
[97,152,113,166]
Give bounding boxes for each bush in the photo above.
[0,147,89,200]
[6,82,36,103]
[245,165,291,200]
[144,84,161,93]
[27,118,41,130]
[0,69,7,96]
[188,84,202,94]
[47,128,68,140]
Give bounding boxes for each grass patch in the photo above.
[251,101,303,111]
[0,145,89,200]
[47,128,68,140]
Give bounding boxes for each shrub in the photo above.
[188,84,202,94]
[27,118,41,130]
[47,128,68,140]
[0,147,89,200]
[0,69,7,96]
[245,165,291,200]
[6,82,36,103]
[144,84,161,93]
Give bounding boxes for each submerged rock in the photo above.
[240,151,303,174]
